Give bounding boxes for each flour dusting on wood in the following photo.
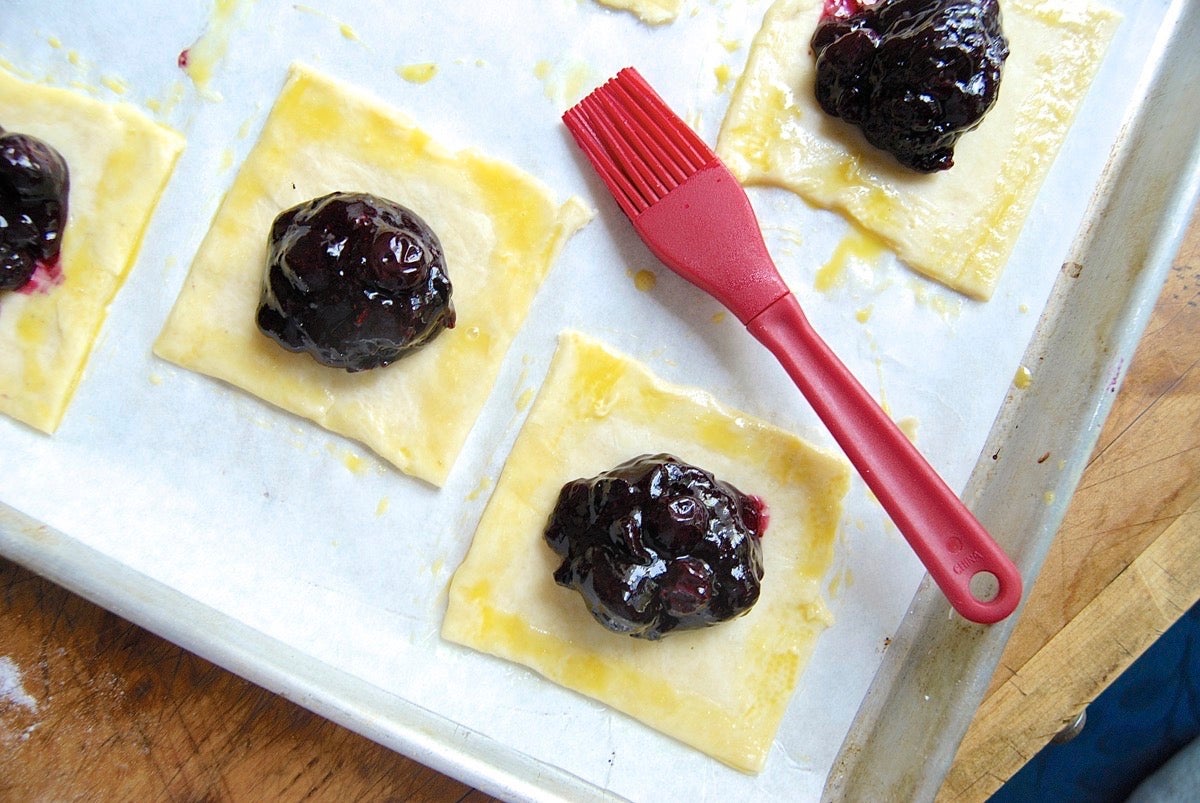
[0,655,40,743]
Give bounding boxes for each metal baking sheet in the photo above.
[826,0,1200,796]
[1,1,1197,800]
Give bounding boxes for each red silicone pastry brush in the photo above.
[563,67,1022,624]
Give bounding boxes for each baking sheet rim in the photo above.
[825,0,1200,795]
[0,507,609,803]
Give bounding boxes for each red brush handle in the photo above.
[747,293,1022,624]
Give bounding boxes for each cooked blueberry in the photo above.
[0,128,70,291]
[256,191,455,371]
[545,453,767,640]
[812,0,1009,172]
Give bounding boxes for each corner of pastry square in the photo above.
[154,63,592,486]
[716,0,1121,300]
[442,330,851,773]
[0,67,184,433]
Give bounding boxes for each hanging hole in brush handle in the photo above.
[746,293,1023,624]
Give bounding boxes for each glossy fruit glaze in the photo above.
[0,128,69,292]
[257,191,455,371]
[812,0,1009,172]
[545,453,767,640]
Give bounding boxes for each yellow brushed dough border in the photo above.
[443,331,851,773]
[716,0,1120,300]
[0,68,184,433]
[155,64,591,486]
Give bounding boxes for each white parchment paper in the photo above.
[0,1,1169,799]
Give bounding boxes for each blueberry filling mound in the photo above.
[257,191,455,372]
[811,0,1010,172]
[545,453,767,640]
[0,127,70,291]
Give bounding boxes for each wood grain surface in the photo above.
[2,205,1197,801]
[942,203,1200,801]
[0,560,491,802]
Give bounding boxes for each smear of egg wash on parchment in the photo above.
[815,227,887,293]
[534,57,596,110]
[511,355,534,413]
[714,63,734,94]
[1013,365,1033,390]
[467,475,493,502]
[627,268,657,293]
[293,4,363,42]
[326,442,369,475]
[593,0,682,25]
[178,0,257,99]
[711,32,745,96]
[897,416,919,443]
[909,277,964,321]
[397,63,438,84]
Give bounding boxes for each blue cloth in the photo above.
[1128,734,1200,801]
[989,600,1200,802]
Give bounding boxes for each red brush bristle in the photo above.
[563,67,716,219]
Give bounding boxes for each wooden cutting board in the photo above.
[2,205,1197,801]
[941,203,1200,801]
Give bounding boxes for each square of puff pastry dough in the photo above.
[716,0,1120,300]
[442,331,851,773]
[0,68,184,433]
[155,64,591,486]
